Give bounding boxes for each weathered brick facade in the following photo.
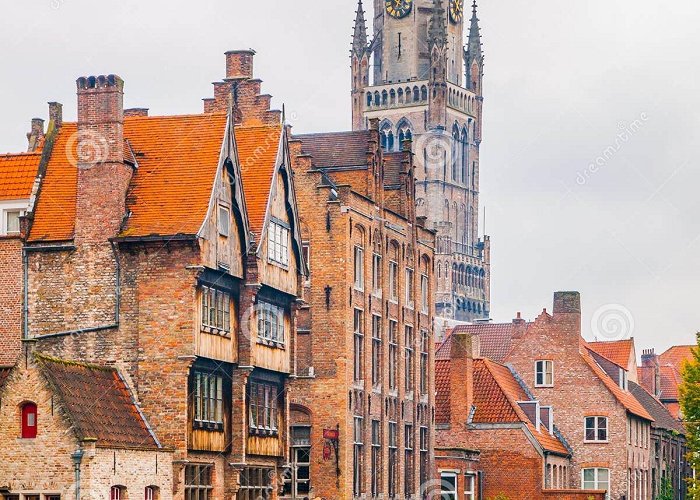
[289,124,436,498]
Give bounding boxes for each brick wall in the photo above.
[0,236,23,364]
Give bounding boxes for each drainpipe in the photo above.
[22,247,29,339]
[71,448,84,500]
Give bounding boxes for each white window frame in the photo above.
[256,301,286,346]
[389,260,398,302]
[535,360,554,387]
[405,268,415,309]
[268,219,290,267]
[584,416,609,443]
[581,468,609,499]
[354,245,365,291]
[465,473,477,500]
[372,253,382,296]
[439,471,458,500]
[217,204,230,237]
[0,202,26,236]
[420,274,429,313]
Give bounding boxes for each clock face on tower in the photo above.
[449,0,464,23]
[385,0,413,19]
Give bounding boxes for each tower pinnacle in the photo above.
[428,0,448,48]
[467,0,483,60]
[352,0,369,58]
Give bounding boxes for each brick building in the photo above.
[0,50,308,498]
[350,0,491,325]
[288,123,436,498]
[639,344,694,419]
[434,330,606,500]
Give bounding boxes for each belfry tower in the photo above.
[351,0,491,324]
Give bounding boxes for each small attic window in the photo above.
[218,205,230,237]
[21,402,37,439]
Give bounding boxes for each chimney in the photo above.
[552,291,582,338]
[449,331,480,425]
[225,50,255,79]
[74,74,131,243]
[641,348,660,397]
[48,102,63,129]
[27,118,45,152]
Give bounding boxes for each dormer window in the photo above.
[619,368,628,390]
[218,204,230,237]
[268,219,290,267]
[535,360,554,387]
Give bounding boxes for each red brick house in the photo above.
[639,344,694,419]
[1,49,307,498]
[288,125,436,498]
[490,292,654,499]
[434,330,606,500]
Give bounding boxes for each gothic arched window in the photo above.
[461,126,469,184]
[367,93,372,108]
[421,86,428,101]
[451,124,460,182]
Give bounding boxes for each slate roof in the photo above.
[236,124,282,236]
[295,131,372,169]
[437,322,521,362]
[29,113,229,242]
[587,339,634,369]
[36,355,159,449]
[0,153,41,201]
[629,381,685,434]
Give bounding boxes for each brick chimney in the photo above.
[48,102,63,130]
[449,331,480,425]
[641,348,661,397]
[225,50,255,79]
[552,291,582,340]
[26,118,45,152]
[74,74,131,243]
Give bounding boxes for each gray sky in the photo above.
[2,0,699,353]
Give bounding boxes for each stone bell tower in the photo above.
[350,0,491,325]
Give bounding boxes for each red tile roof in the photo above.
[587,339,634,369]
[435,359,451,425]
[236,124,282,236]
[0,152,41,201]
[437,323,520,362]
[29,113,229,242]
[37,355,159,449]
[659,365,682,401]
[660,345,694,373]
[580,348,653,421]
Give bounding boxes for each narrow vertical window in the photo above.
[420,274,429,313]
[353,416,364,496]
[388,320,398,390]
[354,245,365,291]
[405,268,414,308]
[389,261,399,302]
[353,309,365,382]
[372,253,382,295]
[419,330,429,394]
[21,402,37,439]
[388,422,398,496]
[405,326,414,392]
[371,420,382,496]
[371,315,382,387]
[268,220,290,267]
[218,204,230,237]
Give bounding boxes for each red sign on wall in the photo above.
[323,428,339,440]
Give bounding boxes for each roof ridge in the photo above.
[34,353,114,372]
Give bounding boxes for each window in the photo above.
[200,286,231,334]
[193,371,224,428]
[388,422,398,497]
[283,427,311,497]
[144,487,158,500]
[585,416,608,442]
[371,420,382,496]
[256,302,285,346]
[420,274,429,313]
[248,381,279,434]
[405,424,414,496]
[372,253,382,295]
[388,320,398,390]
[405,268,414,308]
[389,260,398,302]
[5,210,21,234]
[353,416,364,496]
[371,315,382,387]
[535,360,554,387]
[110,486,126,500]
[237,467,273,500]
[21,402,37,439]
[268,220,290,267]
[582,468,609,498]
[353,245,364,291]
[440,472,458,500]
[354,309,364,382]
[465,473,477,500]
[419,426,429,486]
[405,326,414,392]
[419,330,429,394]
[619,368,628,390]
[218,204,230,237]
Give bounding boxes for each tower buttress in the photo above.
[351,0,371,131]
[428,0,448,129]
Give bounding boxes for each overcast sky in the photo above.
[2,0,699,353]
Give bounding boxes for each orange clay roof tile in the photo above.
[587,339,634,368]
[235,124,282,236]
[29,114,229,242]
[0,152,41,201]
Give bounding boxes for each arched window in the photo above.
[145,486,159,500]
[451,124,460,182]
[405,87,412,103]
[397,88,404,104]
[110,486,127,500]
[389,89,396,105]
[397,118,413,147]
[21,402,37,439]
[461,127,469,184]
[382,90,388,106]
[421,86,428,101]
[413,86,420,102]
[374,92,380,106]
[366,93,372,108]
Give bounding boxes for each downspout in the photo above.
[22,247,29,339]
[71,448,84,500]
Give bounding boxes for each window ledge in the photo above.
[193,421,224,432]
[249,428,279,438]
[257,338,286,349]
[201,327,231,338]
[534,384,554,388]
[583,440,609,444]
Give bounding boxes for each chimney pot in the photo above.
[225,49,256,79]
[26,118,45,152]
[48,102,63,129]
